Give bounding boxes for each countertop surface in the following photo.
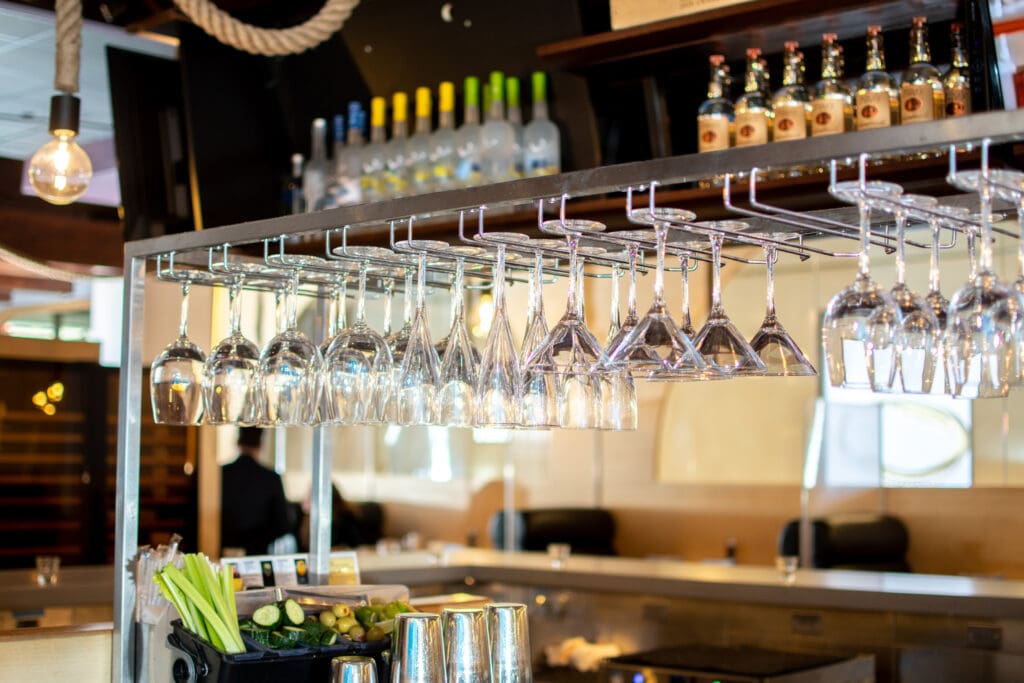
[4,549,1024,617]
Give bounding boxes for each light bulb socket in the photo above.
[48,94,80,135]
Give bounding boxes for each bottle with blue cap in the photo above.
[333,102,365,205]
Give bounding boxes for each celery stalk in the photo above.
[221,565,238,626]
[161,563,244,653]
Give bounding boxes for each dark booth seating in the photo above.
[779,513,911,572]
[489,508,617,556]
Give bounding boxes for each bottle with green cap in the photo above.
[480,70,516,183]
[361,96,388,200]
[383,91,410,197]
[506,76,524,178]
[430,81,457,189]
[523,71,560,176]
[455,76,482,186]
[407,87,434,194]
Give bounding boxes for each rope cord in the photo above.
[54,0,82,94]
[0,243,84,283]
[172,0,361,57]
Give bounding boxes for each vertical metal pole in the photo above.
[309,294,333,584]
[113,255,146,683]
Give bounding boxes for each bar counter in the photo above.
[3,549,1023,618]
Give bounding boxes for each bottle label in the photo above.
[810,99,846,136]
[901,82,936,123]
[946,87,971,117]
[855,90,893,130]
[697,116,730,152]
[734,111,769,146]
[773,104,807,141]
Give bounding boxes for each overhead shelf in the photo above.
[536,0,958,72]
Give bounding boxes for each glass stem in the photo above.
[576,260,586,319]
[287,274,299,329]
[326,286,338,339]
[627,246,639,321]
[357,264,368,323]
[653,227,666,305]
[929,220,942,293]
[533,251,546,321]
[608,264,621,336]
[338,277,348,330]
[228,280,242,337]
[1018,198,1024,278]
[525,259,536,330]
[710,234,724,314]
[179,282,191,339]
[416,253,428,314]
[967,229,978,280]
[858,201,872,278]
[679,254,691,328]
[274,286,284,333]
[454,259,466,322]
[979,183,994,273]
[382,279,393,337]
[895,212,907,286]
[493,246,506,314]
[565,235,579,316]
[765,246,777,319]
[403,268,414,326]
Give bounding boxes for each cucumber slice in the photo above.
[320,630,338,646]
[282,625,306,641]
[282,598,306,627]
[252,603,283,630]
[268,631,295,649]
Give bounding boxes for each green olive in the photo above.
[366,626,386,642]
[332,603,352,618]
[348,625,366,641]
[319,611,337,628]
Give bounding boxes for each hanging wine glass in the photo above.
[324,257,393,424]
[438,256,480,427]
[745,234,817,377]
[607,263,622,344]
[525,220,609,429]
[677,246,702,338]
[434,245,487,359]
[475,244,523,427]
[882,195,941,393]
[519,243,559,428]
[603,238,644,358]
[151,272,209,425]
[202,274,263,425]
[822,180,903,390]
[690,225,767,376]
[259,271,322,425]
[607,212,712,380]
[398,253,441,425]
[945,172,1024,399]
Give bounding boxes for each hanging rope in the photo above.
[54,0,82,93]
[172,0,361,57]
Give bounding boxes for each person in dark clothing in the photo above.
[221,427,295,556]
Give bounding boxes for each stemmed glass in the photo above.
[822,179,903,390]
[438,256,479,427]
[945,169,1024,398]
[525,221,609,429]
[397,252,441,425]
[677,246,703,338]
[475,244,523,427]
[151,272,209,425]
[885,195,940,393]
[519,244,559,428]
[607,212,711,380]
[203,274,263,425]
[324,259,393,424]
[690,225,766,375]
[259,272,322,425]
[746,234,817,377]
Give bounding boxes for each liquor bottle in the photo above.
[454,76,482,187]
[322,114,345,209]
[855,26,899,130]
[900,16,945,123]
[287,153,305,215]
[523,71,561,176]
[383,91,410,197]
[810,33,852,137]
[697,54,733,152]
[407,87,434,194]
[943,22,971,117]
[771,42,810,141]
[333,101,364,206]
[431,81,457,190]
[303,117,329,211]
[480,71,517,183]
[735,48,772,147]
[506,76,525,178]
[361,96,387,201]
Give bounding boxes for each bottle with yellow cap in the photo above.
[480,71,516,183]
[407,87,434,194]
[523,71,560,176]
[383,91,410,197]
[455,76,482,186]
[430,81,457,190]
[361,96,388,200]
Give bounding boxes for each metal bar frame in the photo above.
[112,110,1024,683]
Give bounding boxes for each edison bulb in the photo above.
[28,129,92,205]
